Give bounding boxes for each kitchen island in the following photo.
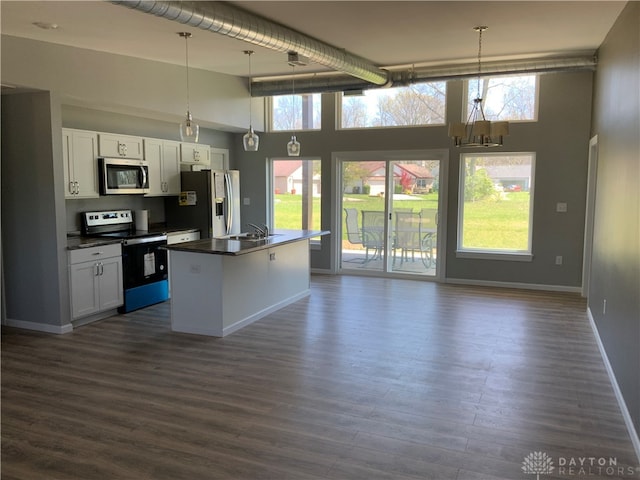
[164,229,328,337]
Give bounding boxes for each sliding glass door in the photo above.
[339,152,445,278]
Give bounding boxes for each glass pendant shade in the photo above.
[180,111,199,143]
[243,126,259,151]
[287,135,300,156]
[179,32,199,143]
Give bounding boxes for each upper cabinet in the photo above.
[98,133,144,159]
[180,142,210,168]
[210,147,230,171]
[62,128,99,199]
[144,138,181,196]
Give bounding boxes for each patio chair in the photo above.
[419,208,438,268]
[394,211,422,264]
[344,208,367,263]
[361,210,385,261]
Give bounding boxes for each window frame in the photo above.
[463,74,540,123]
[337,80,448,130]
[456,152,536,262]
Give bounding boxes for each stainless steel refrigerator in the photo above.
[165,170,241,238]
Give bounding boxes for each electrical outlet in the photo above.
[555,255,563,265]
[243,197,250,205]
[556,202,568,213]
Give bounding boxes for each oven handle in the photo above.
[123,235,167,246]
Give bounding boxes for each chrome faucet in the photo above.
[248,223,269,238]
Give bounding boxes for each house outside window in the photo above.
[457,152,535,260]
[271,159,322,242]
[464,74,538,122]
[339,81,446,129]
[270,93,321,131]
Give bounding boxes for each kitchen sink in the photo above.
[224,232,281,241]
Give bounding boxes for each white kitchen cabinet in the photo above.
[62,128,99,199]
[210,147,230,170]
[144,138,181,196]
[180,142,210,168]
[68,243,123,320]
[98,132,144,159]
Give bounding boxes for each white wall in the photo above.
[1,35,264,133]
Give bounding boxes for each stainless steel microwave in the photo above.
[98,157,149,195]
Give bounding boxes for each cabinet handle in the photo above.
[75,182,80,194]
[94,263,99,276]
[92,251,104,256]
[99,262,104,276]
[69,182,75,194]
[193,150,200,161]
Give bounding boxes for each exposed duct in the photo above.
[110,0,390,86]
[252,55,598,97]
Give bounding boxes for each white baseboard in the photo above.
[587,307,640,463]
[4,317,73,334]
[445,277,582,293]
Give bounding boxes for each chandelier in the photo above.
[178,32,199,143]
[448,26,509,148]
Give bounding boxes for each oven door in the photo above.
[121,237,168,289]
[99,158,150,195]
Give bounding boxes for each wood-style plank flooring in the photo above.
[2,275,639,479]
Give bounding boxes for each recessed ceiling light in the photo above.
[32,21,59,30]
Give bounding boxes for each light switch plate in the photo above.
[243,197,250,205]
[556,202,567,213]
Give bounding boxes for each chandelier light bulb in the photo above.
[287,135,300,156]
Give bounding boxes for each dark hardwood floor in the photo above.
[2,275,638,479]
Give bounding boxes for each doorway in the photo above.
[336,150,447,279]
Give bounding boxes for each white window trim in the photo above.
[456,152,536,259]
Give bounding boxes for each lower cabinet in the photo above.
[69,244,123,320]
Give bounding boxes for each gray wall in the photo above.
[1,91,69,329]
[590,1,640,435]
[236,71,594,288]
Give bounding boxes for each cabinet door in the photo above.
[70,262,100,319]
[62,129,75,198]
[71,130,99,199]
[98,257,124,310]
[99,133,144,159]
[210,147,229,170]
[162,141,181,195]
[144,139,164,196]
[180,142,210,165]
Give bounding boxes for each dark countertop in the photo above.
[164,229,329,256]
[67,227,199,250]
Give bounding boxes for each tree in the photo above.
[465,166,494,202]
[342,97,368,128]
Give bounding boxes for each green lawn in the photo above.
[274,191,530,250]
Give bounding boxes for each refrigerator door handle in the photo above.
[225,172,233,235]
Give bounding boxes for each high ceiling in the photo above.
[1,1,626,81]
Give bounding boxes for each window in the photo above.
[458,153,535,260]
[271,93,321,131]
[271,159,322,242]
[340,81,446,129]
[465,74,538,121]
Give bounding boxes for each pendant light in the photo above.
[448,26,509,148]
[242,50,260,151]
[286,63,301,156]
[178,32,199,143]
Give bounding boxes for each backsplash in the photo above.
[66,196,168,233]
